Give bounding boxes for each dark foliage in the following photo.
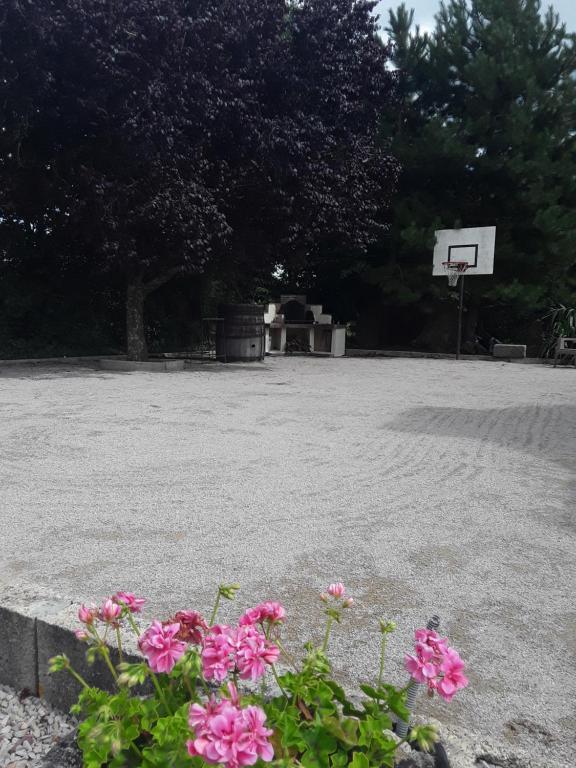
[355,0,576,351]
[0,0,398,359]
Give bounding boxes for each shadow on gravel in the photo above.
[386,404,576,467]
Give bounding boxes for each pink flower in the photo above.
[405,629,469,702]
[242,705,274,762]
[437,647,469,701]
[100,599,122,624]
[113,592,146,614]
[201,625,236,682]
[75,629,89,641]
[201,625,279,683]
[187,694,274,768]
[239,602,286,626]
[404,642,439,684]
[343,597,354,608]
[235,626,279,682]
[174,610,208,644]
[415,628,449,654]
[78,604,98,625]
[139,620,187,673]
[327,582,346,599]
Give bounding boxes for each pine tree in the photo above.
[376,0,576,348]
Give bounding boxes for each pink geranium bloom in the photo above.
[100,598,122,624]
[242,705,274,762]
[78,604,98,625]
[239,602,286,626]
[404,641,439,684]
[415,628,449,654]
[202,625,236,682]
[139,620,187,673]
[235,625,279,682]
[113,592,146,614]
[437,647,469,701]
[174,610,208,644]
[327,583,346,599]
[405,629,469,702]
[187,695,274,768]
[75,629,89,641]
[189,697,228,732]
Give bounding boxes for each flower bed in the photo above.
[49,583,467,767]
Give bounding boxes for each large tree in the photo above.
[0,0,398,360]
[367,0,576,348]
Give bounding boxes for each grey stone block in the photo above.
[0,606,38,694]
[492,343,526,359]
[100,359,184,372]
[37,620,147,712]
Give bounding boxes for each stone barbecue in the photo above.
[263,295,346,356]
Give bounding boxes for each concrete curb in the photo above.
[0,604,147,712]
[100,359,185,372]
[345,349,550,364]
[0,355,123,367]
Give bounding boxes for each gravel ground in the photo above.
[0,357,575,767]
[0,685,74,767]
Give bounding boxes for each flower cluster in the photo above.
[187,684,273,768]
[75,592,146,639]
[173,610,208,644]
[239,601,286,626]
[202,623,280,682]
[54,582,471,768]
[320,582,353,608]
[138,620,187,673]
[404,628,468,701]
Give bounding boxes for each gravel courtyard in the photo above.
[1,356,575,767]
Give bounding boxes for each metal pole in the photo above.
[456,274,465,360]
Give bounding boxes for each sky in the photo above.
[375,0,576,34]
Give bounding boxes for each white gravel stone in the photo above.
[0,685,74,767]
[0,357,575,767]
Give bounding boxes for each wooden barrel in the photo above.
[216,304,265,362]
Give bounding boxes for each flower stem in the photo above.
[183,674,195,700]
[378,634,388,688]
[127,613,141,640]
[66,666,90,689]
[274,637,299,671]
[321,617,334,653]
[115,628,124,664]
[100,645,119,683]
[131,742,143,759]
[150,672,172,715]
[271,664,287,697]
[209,591,221,627]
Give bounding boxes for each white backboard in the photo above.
[432,226,496,276]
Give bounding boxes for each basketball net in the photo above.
[442,261,469,287]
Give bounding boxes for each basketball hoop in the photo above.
[442,261,469,287]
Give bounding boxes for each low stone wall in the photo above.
[0,604,147,712]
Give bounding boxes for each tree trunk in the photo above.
[126,276,148,361]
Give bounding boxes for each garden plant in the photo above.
[49,583,468,768]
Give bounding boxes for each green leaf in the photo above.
[350,751,370,768]
[322,716,359,746]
